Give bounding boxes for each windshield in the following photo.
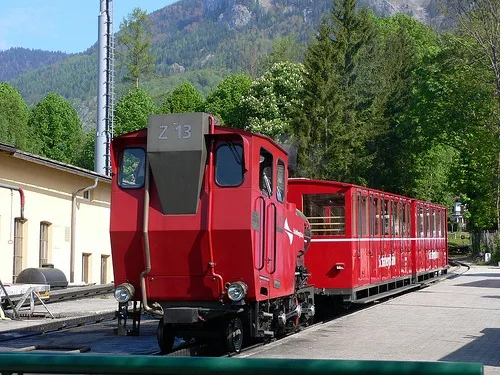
[118,148,146,189]
[215,143,244,186]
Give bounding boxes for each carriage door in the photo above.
[371,195,381,284]
[357,192,369,285]
[257,148,277,276]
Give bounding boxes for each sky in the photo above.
[0,1,177,54]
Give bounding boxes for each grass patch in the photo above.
[448,231,470,248]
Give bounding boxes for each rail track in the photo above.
[164,264,465,358]
[0,263,468,356]
[0,284,116,341]
[45,283,115,303]
[1,283,114,311]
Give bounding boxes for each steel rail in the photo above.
[2,284,114,308]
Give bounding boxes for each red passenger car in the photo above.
[287,179,447,306]
[109,113,313,353]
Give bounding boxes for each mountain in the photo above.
[0,48,72,82]
[1,0,447,131]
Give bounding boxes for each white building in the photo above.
[0,143,112,286]
[450,201,466,232]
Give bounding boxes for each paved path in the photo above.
[238,265,500,375]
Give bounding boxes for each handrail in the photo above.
[0,353,484,375]
[257,196,266,271]
[269,202,277,274]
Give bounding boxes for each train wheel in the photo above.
[157,319,175,353]
[225,316,244,354]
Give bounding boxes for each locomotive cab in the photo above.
[110,113,314,353]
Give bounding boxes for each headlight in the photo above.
[114,283,135,303]
[227,281,248,302]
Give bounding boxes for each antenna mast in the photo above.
[95,0,115,176]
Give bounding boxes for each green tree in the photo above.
[437,35,500,229]
[292,0,376,183]
[29,93,84,164]
[0,82,31,150]
[114,87,158,136]
[203,73,252,127]
[117,7,154,88]
[241,62,305,141]
[75,130,95,171]
[159,82,203,114]
[446,0,500,228]
[368,14,443,196]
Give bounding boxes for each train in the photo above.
[109,112,448,354]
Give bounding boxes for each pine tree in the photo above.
[293,0,376,183]
[117,8,155,88]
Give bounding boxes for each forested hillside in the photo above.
[1,0,449,130]
[0,48,72,82]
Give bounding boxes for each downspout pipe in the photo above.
[71,178,99,283]
[0,183,25,220]
[140,162,163,317]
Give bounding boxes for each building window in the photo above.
[82,253,92,283]
[39,222,51,267]
[101,255,109,284]
[13,218,25,282]
[83,190,93,201]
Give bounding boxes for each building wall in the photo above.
[0,154,111,286]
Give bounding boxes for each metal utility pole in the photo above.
[95,0,115,176]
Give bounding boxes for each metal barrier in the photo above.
[0,353,483,375]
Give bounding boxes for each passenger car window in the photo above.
[215,143,244,187]
[303,193,345,235]
[119,148,146,189]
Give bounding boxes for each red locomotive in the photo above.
[109,113,314,353]
[287,179,447,306]
[109,112,448,353]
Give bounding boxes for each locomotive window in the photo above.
[259,148,273,197]
[303,193,345,236]
[119,148,146,189]
[276,159,285,203]
[215,143,244,187]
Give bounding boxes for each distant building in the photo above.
[0,143,111,286]
[450,201,466,232]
